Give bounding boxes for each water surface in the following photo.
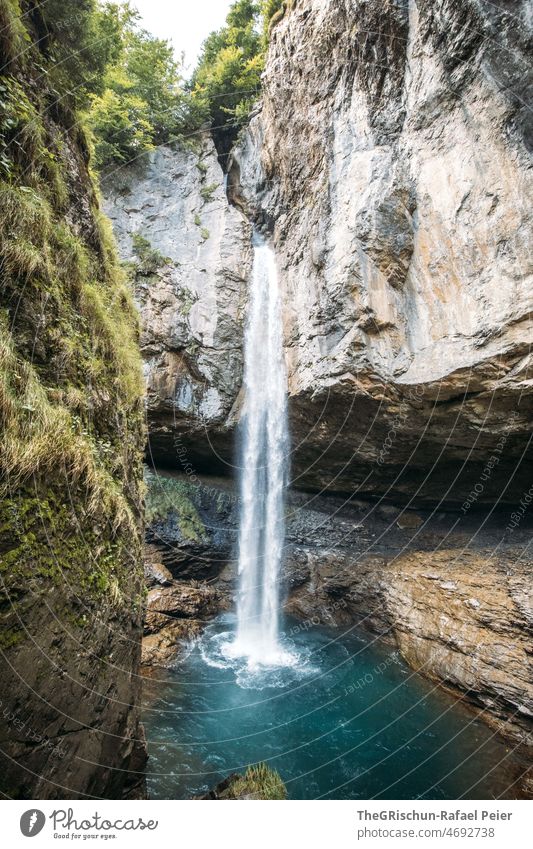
[143,615,523,800]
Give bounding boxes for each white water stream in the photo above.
[232,235,289,666]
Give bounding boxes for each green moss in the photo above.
[196,160,208,175]
[0,628,24,651]
[0,1,29,74]
[145,471,206,543]
[200,182,218,203]
[131,231,172,274]
[0,489,136,605]
[0,103,144,531]
[194,213,202,227]
[0,0,145,676]
[200,227,210,241]
[263,0,289,36]
[179,289,198,317]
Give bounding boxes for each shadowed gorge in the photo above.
[0,0,532,804]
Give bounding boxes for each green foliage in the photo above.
[131,232,171,273]
[145,471,206,543]
[0,0,145,537]
[83,0,293,168]
[200,227,210,241]
[40,0,126,115]
[188,0,292,153]
[191,0,263,153]
[222,763,287,800]
[87,6,204,168]
[261,0,287,37]
[178,289,198,316]
[88,86,155,167]
[0,0,31,70]
[200,182,218,202]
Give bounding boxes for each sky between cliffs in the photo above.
[131,0,234,74]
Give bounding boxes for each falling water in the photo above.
[233,234,289,666]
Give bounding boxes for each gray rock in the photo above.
[102,138,252,471]
[230,0,533,505]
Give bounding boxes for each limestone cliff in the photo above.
[102,139,251,473]
[232,0,533,506]
[106,0,533,508]
[103,0,533,759]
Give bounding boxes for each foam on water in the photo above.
[200,617,316,690]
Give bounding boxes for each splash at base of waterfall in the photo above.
[199,615,316,690]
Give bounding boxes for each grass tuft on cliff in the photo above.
[221,763,287,800]
[0,0,145,597]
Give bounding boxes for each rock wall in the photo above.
[231,0,533,505]
[103,2,533,508]
[102,139,251,474]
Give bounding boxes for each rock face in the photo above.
[140,473,235,670]
[102,1,533,506]
[285,519,533,750]
[142,556,224,671]
[231,0,533,505]
[102,139,252,473]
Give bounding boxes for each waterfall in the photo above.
[233,234,289,665]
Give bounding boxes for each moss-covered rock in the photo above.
[145,470,206,543]
[0,0,146,800]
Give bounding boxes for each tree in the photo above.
[190,0,263,156]
[41,0,127,111]
[87,5,203,169]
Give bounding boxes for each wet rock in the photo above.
[142,536,228,669]
[144,545,173,587]
[142,619,203,670]
[395,512,424,530]
[285,529,533,749]
[158,475,533,750]
[144,583,222,632]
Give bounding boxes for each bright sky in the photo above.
[131,0,234,75]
